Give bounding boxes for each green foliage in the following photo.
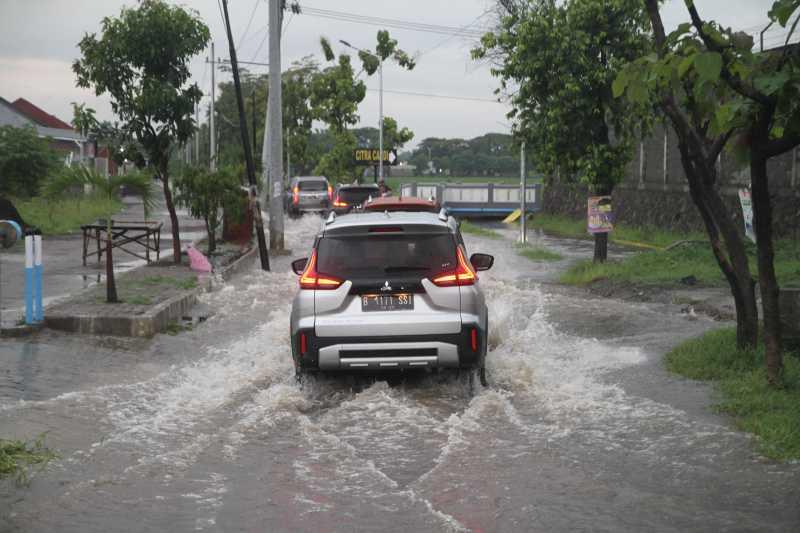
[527,213,707,249]
[174,165,242,252]
[617,1,800,164]
[0,126,60,197]
[73,0,210,175]
[13,193,121,235]
[560,239,800,287]
[474,0,651,193]
[406,134,520,177]
[0,434,58,484]
[313,131,357,180]
[560,244,724,286]
[665,327,800,461]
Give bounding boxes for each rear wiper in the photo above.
[384,266,429,272]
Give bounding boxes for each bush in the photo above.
[0,126,60,197]
[174,165,243,253]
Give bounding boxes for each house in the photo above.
[0,97,88,163]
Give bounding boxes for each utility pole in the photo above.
[252,90,257,165]
[520,142,527,244]
[378,59,384,183]
[195,103,200,164]
[210,42,217,172]
[267,0,285,251]
[221,0,270,271]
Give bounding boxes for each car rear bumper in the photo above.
[292,326,485,371]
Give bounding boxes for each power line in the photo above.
[366,87,503,104]
[295,4,487,38]
[237,0,262,50]
[416,9,493,60]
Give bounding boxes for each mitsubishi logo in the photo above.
[380,281,392,292]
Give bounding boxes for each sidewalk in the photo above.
[0,193,205,328]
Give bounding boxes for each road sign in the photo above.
[353,148,399,166]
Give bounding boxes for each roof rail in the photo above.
[326,211,336,225]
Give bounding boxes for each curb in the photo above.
[0,323,44,338]
[45,290,199,338]
[42,244,257,338]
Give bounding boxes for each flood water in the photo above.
[1,216,798,532]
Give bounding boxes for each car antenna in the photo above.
[326,211,336,225]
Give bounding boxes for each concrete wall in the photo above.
[545,122,800,238]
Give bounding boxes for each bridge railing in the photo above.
[399,182,542,217]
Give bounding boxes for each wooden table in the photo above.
[81,220,163,266]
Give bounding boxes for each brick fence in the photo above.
[544,122,800,238]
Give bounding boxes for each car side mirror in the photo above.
[470,253,494,271]
[291,258,308,275]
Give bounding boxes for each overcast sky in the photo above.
[0,0,783,149]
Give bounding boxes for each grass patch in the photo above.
[526,213,706,249]
[515,243,563,262]
[560,242,724,286]
[665,327,800,461]
[14,193,122,235]
[459,220,502,239]
[0,435,58,484]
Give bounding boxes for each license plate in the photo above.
[361,293,413,312]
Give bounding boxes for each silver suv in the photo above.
[290,210,494,383]
[286,176,332,217]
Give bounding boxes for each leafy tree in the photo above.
[0,126,60,197]
[174,166,242,254]
[73,0,210,264]
[618,0,800,385]
[474,0,651,261]
[311,32,415,181]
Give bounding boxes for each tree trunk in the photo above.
[105,219,118,303]
[751,152,783,384]
[205,218,216,254]
[160,169,182,264]
[677,142,758,349]
[593,232,608,263]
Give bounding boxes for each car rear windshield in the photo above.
[298,180,327,191]
[338,187,378,205]
[316,233,457,280]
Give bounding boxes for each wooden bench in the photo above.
[81,220,163,266]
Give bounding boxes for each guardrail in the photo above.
[399,182,543,217]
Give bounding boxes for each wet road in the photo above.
[1,217,798,532]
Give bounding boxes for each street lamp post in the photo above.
[340,39,384,182]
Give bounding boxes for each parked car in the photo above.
[361,196,440,213]
[330,183,380,215]
[289,210,494,383]
[286,176,332,217]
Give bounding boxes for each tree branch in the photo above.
[685,2,772,106]
[764,131,800,158]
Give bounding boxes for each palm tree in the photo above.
[42,166,155,302]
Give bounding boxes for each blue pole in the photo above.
[34,233,43,322]
[24,235,34,325]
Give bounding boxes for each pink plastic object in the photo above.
[187,246,213,273]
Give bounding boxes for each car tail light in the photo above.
[292,186,300,205]
[470,328,478,351]
[328,185,333,201]
[332,196,348,208]
[299,249,343,290]
[431,247,477,287]
[300,332,308,355]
